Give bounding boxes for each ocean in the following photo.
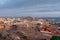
[51,17,60,22]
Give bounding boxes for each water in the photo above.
[51,17,60,22]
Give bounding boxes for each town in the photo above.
[0,17,60,40]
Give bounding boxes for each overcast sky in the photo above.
[0,0,60,17]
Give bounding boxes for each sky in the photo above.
[0,0,60,17]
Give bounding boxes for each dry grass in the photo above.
[0,26,48,40]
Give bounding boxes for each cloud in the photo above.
[0,0,28,8]
[0,7,60,17]
[0,0,60,8]
[0,0,60,17]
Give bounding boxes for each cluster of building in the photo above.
[0,17,60,40]
[0,17,47,29]
[0,17,60,35]
[0,17,28,28]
